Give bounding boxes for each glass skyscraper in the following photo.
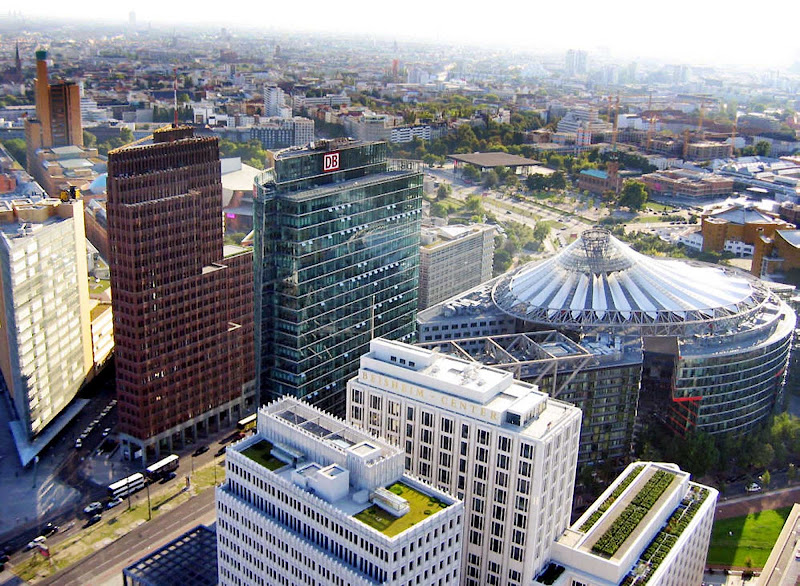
[254,139,422,414]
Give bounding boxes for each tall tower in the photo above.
[0,198,94,465]
[26,50,82,174]
[106,126,255,463]
[254,139,422,415]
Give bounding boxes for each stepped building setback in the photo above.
[106,126,255,463]
[216,396,463,586]
[348,338,582,586]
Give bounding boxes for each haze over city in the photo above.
[9,0,800,68]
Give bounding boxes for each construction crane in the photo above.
[646,116,658,153]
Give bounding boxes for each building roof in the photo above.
[710,206,783,225]
[777,230,800,248]
[492,228,771,335]
[579,169,608,179]
[447,152,541,168]
[122,525,218,586]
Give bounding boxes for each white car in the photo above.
[107,497,123,509]
[25,536,46,550]
[745,483,762,493]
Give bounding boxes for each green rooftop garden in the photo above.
[621,487,710,585]
[580,465,644,533]
[241,440,285,471]
[353,482,449,537]
[591,470,676,558]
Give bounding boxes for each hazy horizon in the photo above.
[3,0,800,71]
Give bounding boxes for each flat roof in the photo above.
[353,481,450,537]
[447,152,541,168]
[122,524,218,586]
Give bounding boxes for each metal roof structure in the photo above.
[122,525,218,586]
[492,228,772,335]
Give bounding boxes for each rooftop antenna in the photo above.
[173,68,178,127]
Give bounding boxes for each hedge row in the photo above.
[620,487,710,585]
[590,470,676,558]
[579,465,644,533]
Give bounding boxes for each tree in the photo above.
[1,138,26,167]
[120,127,134,145]
[464,195,484,214]
[532,222,550,242]
[550,171,567,191]
[761,469,771,488]
[618,180,648,211]
[482,170,499,189]
[83,130,97,148]
[754,140,771,157]
[436,183,452,200]
[493,249,512,275]
[461,165,480,183]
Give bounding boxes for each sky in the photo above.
[11,0,800,69]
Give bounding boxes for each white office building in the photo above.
[347,339,582,586]
[537,461,717,586]
[216,397,464,586]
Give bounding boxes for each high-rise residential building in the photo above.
[418,224,494,310]
[25,49,83,176]
[106,126,255,463]
[347,338,582,586]
[254,139,422,415]
[0,197,94,465]
[264,84,291,118]
[216,396,464,586]
[540,461,717,586]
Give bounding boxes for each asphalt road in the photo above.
[37,487,216,586]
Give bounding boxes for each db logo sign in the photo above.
[323,152,340,172]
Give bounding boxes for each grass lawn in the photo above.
[630,214,667,224]
[354,482,449,537]
[241,440,284,471]
[706,506,792,568]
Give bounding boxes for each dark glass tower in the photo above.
[254,139,422,414]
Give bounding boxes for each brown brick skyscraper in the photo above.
[106,126,254,463]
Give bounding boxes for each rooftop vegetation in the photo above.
[591,470,676,558]
[579,465,644,533]
[353,482,449,537]
[240,440,285,471]
[621,486,710,585]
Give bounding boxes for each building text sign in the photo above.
[323,152,340,172]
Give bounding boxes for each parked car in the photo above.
[101,427,112,438]
[86,514,102,527]
[24,536,46,550]
[83,501,103,515]
[107,497,123,509]
[745,483,762,493]
[42,523,58,536]
[192,445,209,457]
[74,438,82,449]
[215,446,227,457]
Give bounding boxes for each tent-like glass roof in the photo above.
[492,228,771,334]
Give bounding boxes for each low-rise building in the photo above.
[701,204,795,257]
[641,169,734,198]
[217,396,464,586]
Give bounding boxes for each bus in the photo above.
[108,473,146,499]
[145,454,179,481]
[237,413,257,431]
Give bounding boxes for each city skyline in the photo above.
[4,2,800,69]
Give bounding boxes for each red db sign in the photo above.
[323,152,340,172]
